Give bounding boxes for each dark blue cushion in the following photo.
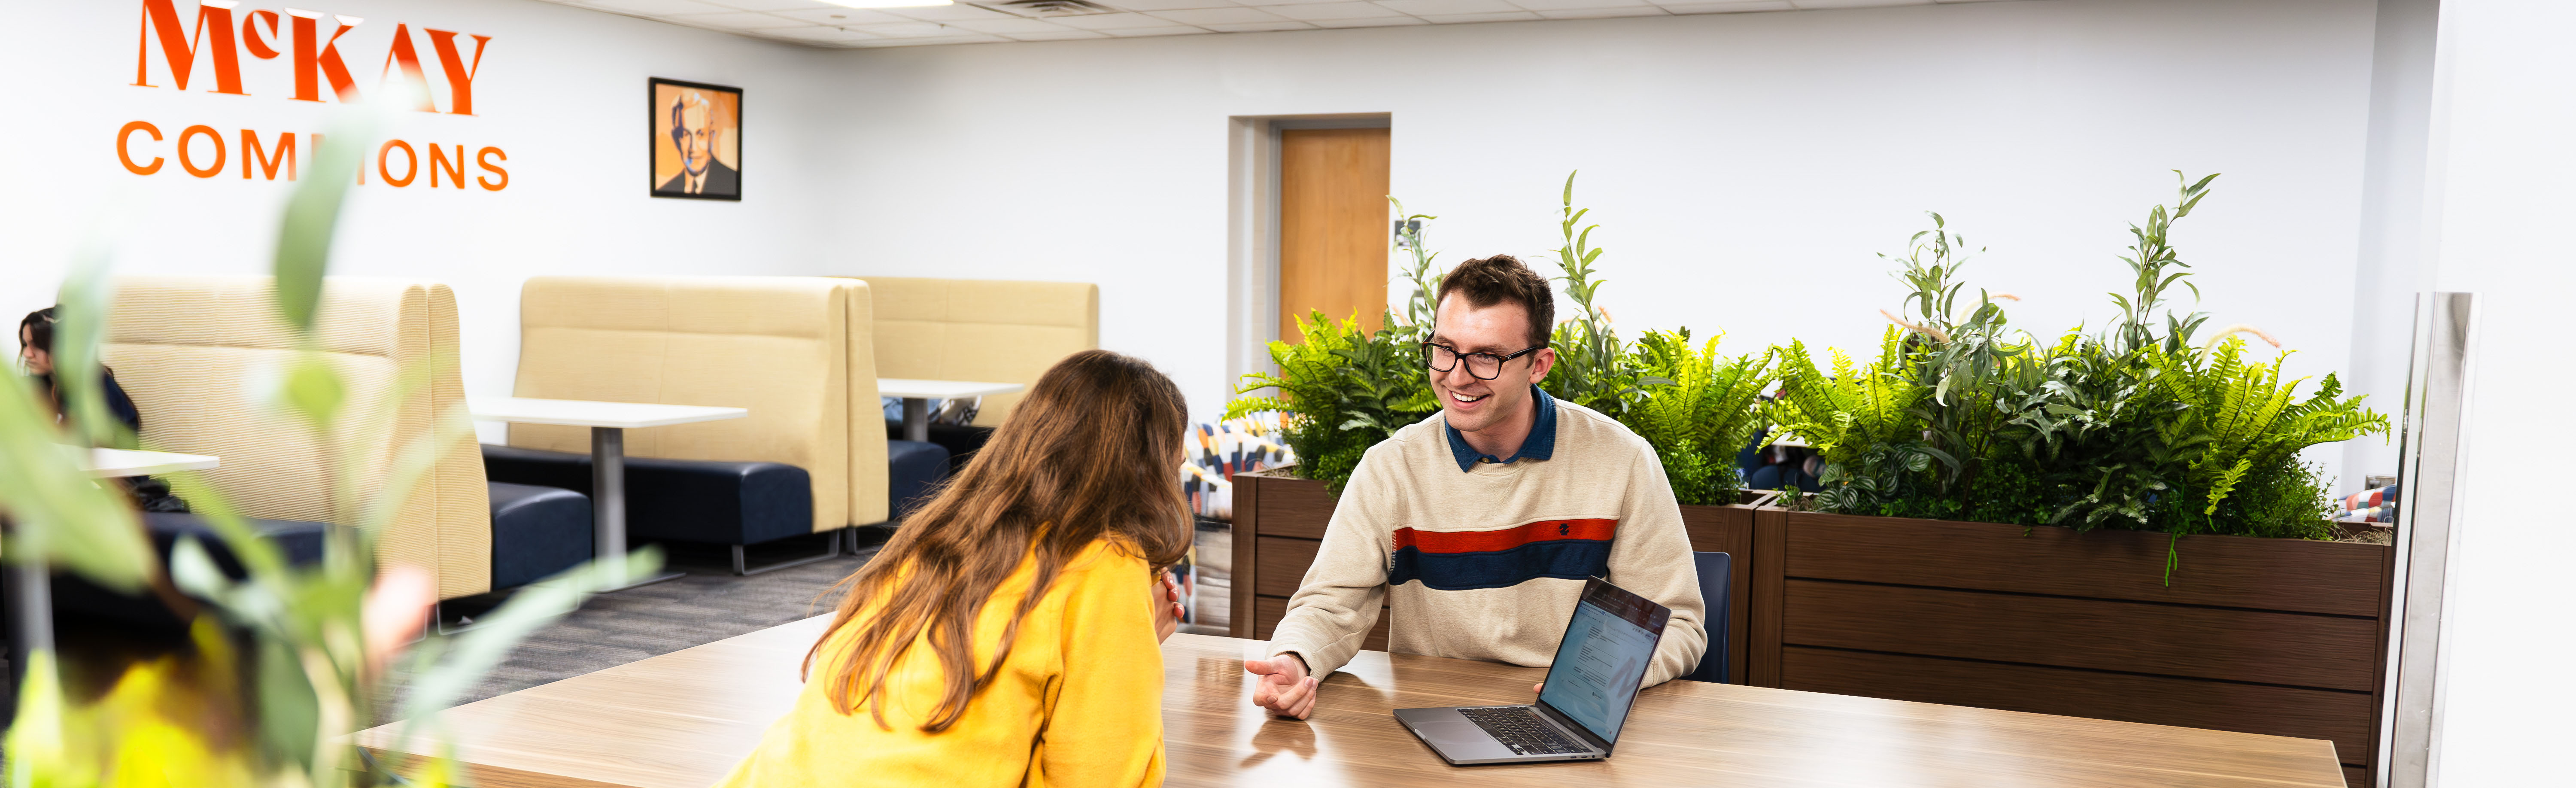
[888,420,991,474]
[47,512,331,632]
[480,444,813,546]
[488,482,592,589]
[887,439,949,522]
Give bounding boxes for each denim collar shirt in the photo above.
[1444,385,1559,472]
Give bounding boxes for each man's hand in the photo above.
[1151,570,1184,643]
[1244,654,1319,719]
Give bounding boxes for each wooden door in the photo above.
[1279,127,1391,342]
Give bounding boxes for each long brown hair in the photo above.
[807,350,1192,731]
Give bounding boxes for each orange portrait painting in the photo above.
[650,78,741,200]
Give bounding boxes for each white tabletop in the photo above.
[467,397,749,429]
[878,378,1025,400]
[76,446,220,478]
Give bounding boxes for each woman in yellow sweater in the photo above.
[719,350,1192,788]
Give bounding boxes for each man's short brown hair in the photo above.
[1435,254,1555,350]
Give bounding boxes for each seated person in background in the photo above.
[1245,254,1706,720]
[1739,420,1822,493]
[720,349,1189,788]
[21,307,186,512]
[21,307,140,433]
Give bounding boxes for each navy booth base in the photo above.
[480,444,835,576]
[486,482,594,590]
[1682,551,1733,685]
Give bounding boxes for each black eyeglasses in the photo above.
[1421,342,1543,380]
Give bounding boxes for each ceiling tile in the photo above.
[1534,5,1665,17]
[759,25,884,41]
[582,0,739,13]
[1415,9,1540,21]
[665,10,813,27]
[706,0,846,10]
[1260,1,1402,19]
[1654,0,1792,12]
[1052,11,1185,28]
[1243,0,1374,5]
[1373,0,1516,15]
[1306,14,1427,25]
[1100,0,1246,10]
[1201,19,1317,30]
[854,20,967,35]
[1004,28,1114,39]
[1507,0,1643,9]
[1791,0,1929,7]
[942,16,1075,32]
[767,6,912,22]
[877,3,1018,19]
[863,33,1011,45]
[1150,6,1288,23]
[1104,24,1213,35]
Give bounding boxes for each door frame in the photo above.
[1225,113,1392,394]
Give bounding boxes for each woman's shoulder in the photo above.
[1062,536,1153,577]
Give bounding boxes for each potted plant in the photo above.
[1752,173,2394,786]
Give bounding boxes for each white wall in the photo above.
[9,0,2400,491]
[2418,0,2576,782]
[823,0,2389,489]
[1,0,845,441]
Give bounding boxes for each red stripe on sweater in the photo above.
[1391,519,1619,554]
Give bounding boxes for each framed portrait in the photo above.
[649,78,742,201]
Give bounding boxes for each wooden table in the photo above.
[467,397,748,590]
[878,378,1023,443]
[355,619,2347,787]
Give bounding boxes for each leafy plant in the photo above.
[1777,172,2391,569]
[1767,331,1936,514]
[1623,329,1771,505]
[1388,197,1442,346]
[0,106,652,787]
[1541,171,1661,418]
[1228,311,1437,494]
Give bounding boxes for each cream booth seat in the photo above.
[849,277,1099,427]
[507,277,875,532]
[104,275,492,600]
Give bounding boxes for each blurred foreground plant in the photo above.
[0,103,656,787]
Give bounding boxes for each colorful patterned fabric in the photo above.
[1178,414,1296,521]
[2342,484,2399,512]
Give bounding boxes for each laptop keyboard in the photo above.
[1457,706,1589,756]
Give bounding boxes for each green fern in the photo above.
[1227,310,1438,494]
[1623,329,1772,505]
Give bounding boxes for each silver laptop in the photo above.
[1393,577,1670,765]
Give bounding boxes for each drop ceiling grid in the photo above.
[548,0,2012,48]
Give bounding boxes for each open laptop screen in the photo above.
[1536,578,1667,745]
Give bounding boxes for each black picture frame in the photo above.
[649,77,743,201]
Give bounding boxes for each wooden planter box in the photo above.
[1748,510,2394,788]
[1230,468,1769,685]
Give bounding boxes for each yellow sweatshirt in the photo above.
[715,539,1166,788]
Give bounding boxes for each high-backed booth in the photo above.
[487,276,887,571]
[102,275,497,600]
[857,277,1100,428]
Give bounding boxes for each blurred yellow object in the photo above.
[9,620,259,788]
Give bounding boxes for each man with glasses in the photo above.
[1244,255,1705,719]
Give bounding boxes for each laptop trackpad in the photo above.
[1413,719,1519,761]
